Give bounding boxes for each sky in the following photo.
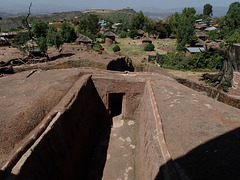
[1,0,239,12]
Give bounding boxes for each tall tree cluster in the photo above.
[170,7,197,50]
[203,4,213,17]
[78,14,100,35]
[131,11,146,30]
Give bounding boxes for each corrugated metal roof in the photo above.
[186,47,205,53]
[205,27,217,31]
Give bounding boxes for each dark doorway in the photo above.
[109,93,125,117]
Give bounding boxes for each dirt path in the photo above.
[102,115,137,180]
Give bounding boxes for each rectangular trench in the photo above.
[1,75,166,180]
[102,92,137,180]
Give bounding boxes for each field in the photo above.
[102,37,177,66]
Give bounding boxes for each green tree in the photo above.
[144,43,155,51]
[203,4,213,17]
[21,18,27,28]
[13,32,30,45]
[78,19,87,33]
[225,30,240,45]
[86,14,99,35]
[31,19,48,38]
[31,19,48,52]
[36,36,47,51]
[118,31,127,38]
[131,11,145,30]
[47,25,63,50]
[113,45,121,52]
[225,2,240,31]
[171,8,197,50]
[60,23,77,43]
[145,20,169,38]
[128,29,138,39]
[31,21,64,52]
[207,29,222,41]
[106,20,114,31]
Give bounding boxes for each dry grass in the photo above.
[82,9,118,14]
[102,37,177,67]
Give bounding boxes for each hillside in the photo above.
[0,8,136,31]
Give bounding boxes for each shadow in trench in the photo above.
[82,118,112,180]
[0,170,18,179]
[109,93,125,118]
[155,128,240,180]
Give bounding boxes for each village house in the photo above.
[196,31,209,41]
[76,34,93,50]
[194,24,207,31]
[185,47,205,56]
[205,26,217,32]
[105,31,116,46]
[137,30,144,39]
[112,23,122,31]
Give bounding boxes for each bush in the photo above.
[113,45,121,52]
[144,43,155,51]
[14,32,30,45]
[119,31,127,38]
[93,43,102,49]
[160,51,186,69]
[160,51,223,71]
[128,29,138,39]
[189,52,223,70]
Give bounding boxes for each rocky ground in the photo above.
[0,44,120,68]
[0,68,83,167]
[1,44,240,179]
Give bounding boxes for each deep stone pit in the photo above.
[2,69,240,180]
[0,73,148,180]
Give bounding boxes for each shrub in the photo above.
[160,51,186,69]
[160,51,223,71]
[14,32,30,45]
[128,29,138,39]
[113,45,121,52]
[93,43,102,51]
[144,43,155,51]
[119,31,127,38]
[93,43,102,49]
[189,52,223,70]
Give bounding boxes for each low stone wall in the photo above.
[176,78,240,109]
[136,81,178,180]
[1,75,110,179]
[13,59,107,73]
[230,44,240,72]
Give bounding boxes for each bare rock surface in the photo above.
[0,68,83,167]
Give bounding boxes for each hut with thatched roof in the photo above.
[142,37,152,49]
[191,38,205,47]
[76,34,93,50]
[105,31,116,46]
[137,30,144,38]
[196,31,209,41]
